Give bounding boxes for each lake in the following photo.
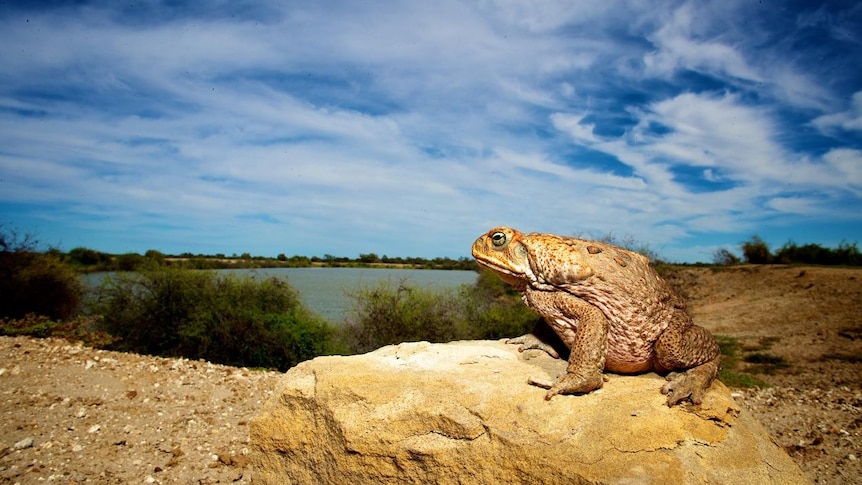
[84,267,478,324]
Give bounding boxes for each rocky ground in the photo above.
[0,338,281,484]
[667,265,862,484]
[1,264,860,484]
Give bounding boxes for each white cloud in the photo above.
[767,197,823,215]
[550,89,862,239]
[550,113,599,144]
[640,2,832,110]
[643,4,761,83]
[643,92,786,178]
[812,91,862,134]
[821,148,862,187]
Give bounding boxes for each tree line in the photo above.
[714,236,861,266]
[61,247,478,272]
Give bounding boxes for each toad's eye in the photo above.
[491,231,507,247]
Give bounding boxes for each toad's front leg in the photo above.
[522,289,609,400]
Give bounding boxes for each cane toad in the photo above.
[472,227,721,406]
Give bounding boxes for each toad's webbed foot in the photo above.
[507,333,560,359]
[654,318,723,406]
[528,372,605,400]
[660,357,721,406]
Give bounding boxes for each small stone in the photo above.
[71,444,84,452]
[13,437,34,449]
[87,424,101,433]
[218,452,233,466]
[75,407,87,418]
[849,454,858,461]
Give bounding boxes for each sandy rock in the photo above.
[251,340,809,484]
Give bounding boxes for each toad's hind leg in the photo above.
[654,315,722,406]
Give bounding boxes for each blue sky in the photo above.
[1,0,860,263]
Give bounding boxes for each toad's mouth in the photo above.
[473,257,519,276]
[472,257,533,289]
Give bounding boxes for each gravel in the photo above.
[0,336,280,484]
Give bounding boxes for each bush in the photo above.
[456,269,538,340]
[741,236,772,264]
[341,269,538,354]
[712,248,741,265]
[774,241,862,265]
[343,281,464,354]
[91,268,336,370]
[116,253,147,271]
[0,229,83,320]
[67,247,113,269]
[741,236,862,265]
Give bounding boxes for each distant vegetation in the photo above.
[715,236,861,266]
[63,247,477,272]
[2,225,859,372]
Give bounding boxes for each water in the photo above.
[84,267,478,324]
[226,267,477,324]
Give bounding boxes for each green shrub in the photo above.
[67,246,113,269]
[341,269,538,354]
[774,241,862,265]
[116,253,147,271]
[0,230,83,320]
[91,268,335,370]
[456,269,538,340]
[739,236,861,265]
[343,281,464,354]
[712,248,741,265]
[741,236,772,264]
